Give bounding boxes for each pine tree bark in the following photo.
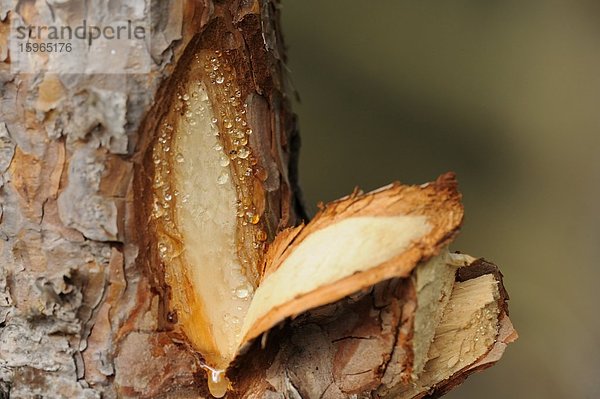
[0,1,301,397]
[0,1,515,398]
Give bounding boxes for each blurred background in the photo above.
[281,1,599,398]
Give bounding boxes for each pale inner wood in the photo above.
[241,215,431,340]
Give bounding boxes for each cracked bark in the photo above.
[0,1,515,398]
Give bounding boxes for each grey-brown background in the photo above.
[282,1,600,398]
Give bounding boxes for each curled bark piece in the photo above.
[241,173,463,345]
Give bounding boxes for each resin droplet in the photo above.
[237,147,249,159]
[217,172,229,185]
[234,284,253,299]
[175,153,185,163]
[207,369,229,398]
[158,243,167,252]
[219,154,230,167]
[256,230,268,241]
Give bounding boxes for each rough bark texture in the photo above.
[1,0,300,397]
[0,1,515,398]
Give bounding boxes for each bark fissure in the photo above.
[331,336,378,344]
[378,293,408,388]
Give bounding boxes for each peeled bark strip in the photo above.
[0,1,515,398]
[241,173,463,346]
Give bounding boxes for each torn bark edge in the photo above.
[242,173,464,346]
[226,276,418,399]
[421,259,518,399]
[227,257,516,399]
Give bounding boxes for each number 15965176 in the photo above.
[18,42,72,53]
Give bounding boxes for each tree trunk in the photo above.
[0,1,515,398]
